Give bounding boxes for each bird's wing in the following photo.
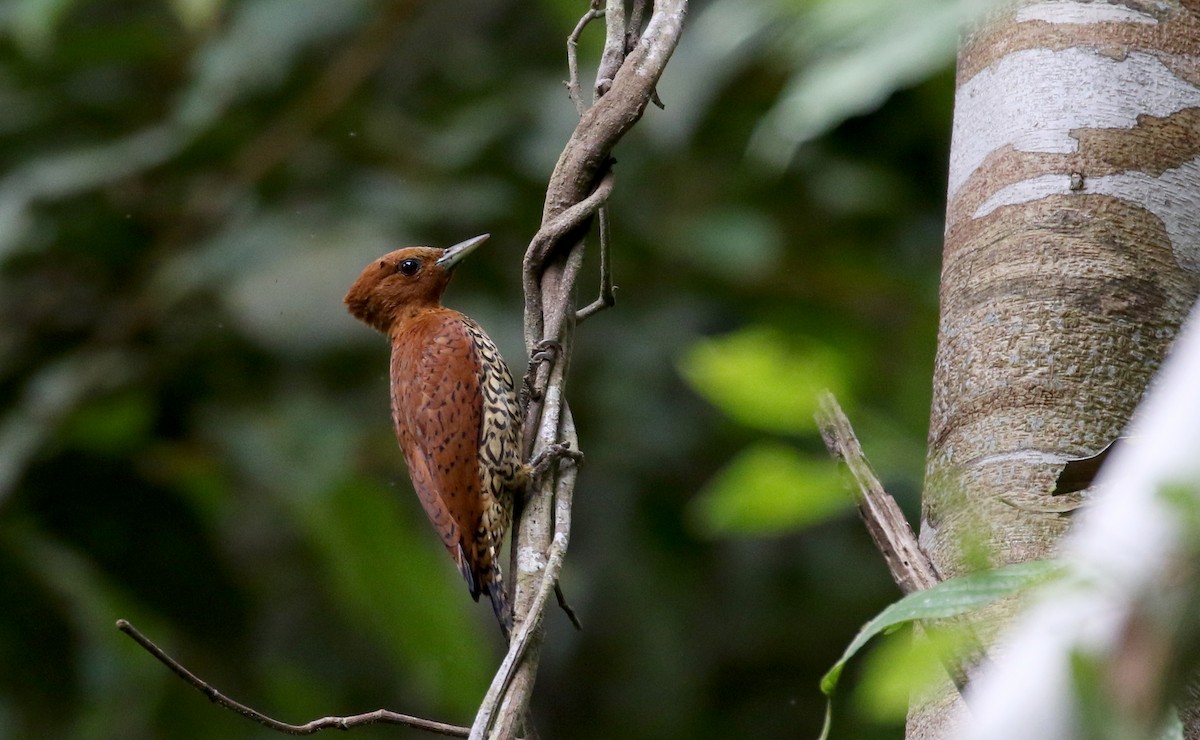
[390,311,485,597]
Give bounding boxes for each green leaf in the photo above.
[817,560,1063,739]
[679,326,850,434]
[689,442,850,536]
[854,625,969,722]
[9,0,80,56]
[821,560,1063,695]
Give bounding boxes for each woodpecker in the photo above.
[344,234,524,636]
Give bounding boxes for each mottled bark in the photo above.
[912,2,1200,737]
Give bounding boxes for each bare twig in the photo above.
[521,169,616,363]
[554,582,584,630]
[815,392,941,593]
[815,391,988,696]
[574,206,615,325]
[566,4,605,116]
[628,0,648,50]
[115,620,468,737]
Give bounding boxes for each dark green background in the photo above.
[0,0,970,736]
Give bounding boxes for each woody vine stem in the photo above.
[474,2,687,737]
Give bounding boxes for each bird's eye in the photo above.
[397,258,421,276]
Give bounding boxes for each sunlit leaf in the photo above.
[689,442,850,535]
[853,625,968,722]
[819,560,1064,739]
[679,326,851,434]
[822,560,1063,695]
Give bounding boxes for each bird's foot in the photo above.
[521,340,563,404]
[531,339,562,364]
[528,441,584,482]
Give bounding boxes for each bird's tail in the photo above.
[484,572,513,641]
[456,543,512,639]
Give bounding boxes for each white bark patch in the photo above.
[1015,2,1160,25]
[973,158,1200,272]
[517,546,547,574]
[949,48,1200,199]
[968,450,1071,468]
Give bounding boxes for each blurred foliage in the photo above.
[686,441,851,536]
[818,559,1063,738]
[0,0,971,737]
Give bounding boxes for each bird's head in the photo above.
[344,234,489,333]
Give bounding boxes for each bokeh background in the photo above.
[0,0,977,737]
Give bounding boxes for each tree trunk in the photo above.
[912,2,1200,736]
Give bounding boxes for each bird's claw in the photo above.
[531,339,562,365]
[522,340,563,404]
[528,441,584,482]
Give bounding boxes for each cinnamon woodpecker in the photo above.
[344,234,524,636]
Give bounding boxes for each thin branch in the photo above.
[521,169,616,368]
[115,620,468,737]
[595,0,627,99]
[815,392,940,594]
[553,582,584,630]
[627,0,648,51]
[566,4,605,116]
[471,404,579,740]
[815,391,988,696]
[574,206,615,325]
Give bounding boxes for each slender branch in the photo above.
[575,206,615,325]
[521,169,616,366]
[628,0,648,50]
[115,620,468,737]
[815,391,988,696]
[815,392,940,594]
[566,4,605,116]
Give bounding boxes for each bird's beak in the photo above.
[436,233,490,269]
